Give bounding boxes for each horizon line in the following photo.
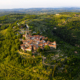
[0,7,80,9]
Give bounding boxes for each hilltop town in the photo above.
[20,25,56,52]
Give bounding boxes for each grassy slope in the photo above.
[0,29,8,35]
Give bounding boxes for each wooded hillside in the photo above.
[0,13,80,80]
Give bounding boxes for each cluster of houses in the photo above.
[20,24,56,52]
[20,34,56,52]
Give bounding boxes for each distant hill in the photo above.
[0,7,80,16]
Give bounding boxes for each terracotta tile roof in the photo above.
[42,40,46,43]
[38,44,43,46]
[36,47,38,49]
[22,40,27,42]
[20,44,25,46]
[25,44,28,46]
[47,41,50,42]
[33,45,38,49]
[52,41,56,44]
[44,43,48,45]
[26,47,31,49]
[36,39,40,41]
[28,40,33,44]
[33,35,40,37]
[39,40,43,42]
[49,44,56,48]
[40,47,44,49]
[23,46,25,49]
[49,44,54,47]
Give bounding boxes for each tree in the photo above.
[37,47,42,53]
[44,45,50,51]
[37,31,40,35]
[23,37,25,40]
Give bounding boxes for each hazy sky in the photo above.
[0,0,80,9]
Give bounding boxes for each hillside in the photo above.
[0,8,80,16]
[0,12,80,80]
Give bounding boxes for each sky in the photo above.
[0,0,80,9]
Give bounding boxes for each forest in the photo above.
[0,12,80,80]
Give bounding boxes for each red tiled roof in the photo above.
[23,34,25,37]
[38,44,43,46]
[23,46,25,49]
[47,41,50,43]
[25,44,28,46]
[22,40,27,42]
[20,44,25,46]
[40,47,44,49]
[49,44,56,48]
[33,45,36,47]
[26,47,31,49]
[33,35,40,37]
[44,43,48,45]
[53,41,56,44]
[33,46,38,49]
[49,44,54,47]
[51,41,56,45]
[35,39,40,41]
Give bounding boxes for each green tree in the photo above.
[44,45,50,51]
[37,47,42,52]
[23,37,25,40]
